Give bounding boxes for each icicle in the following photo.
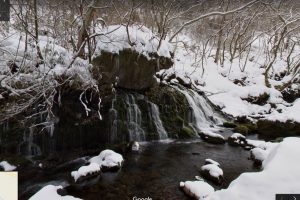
[79,91,91,117]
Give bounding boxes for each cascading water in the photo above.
[18,127,41,156]
[174,86,224,132]
[148,102,168,140]
[109,94,118,142]
[125,94,145,141]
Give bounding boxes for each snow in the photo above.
[205,159,220,166]
[230,133,245,139]
[131,141,140,151]
[206,137,300,200]
[71,163,100,182]
[159,33,300,123]
[266,98,300,122]
[201,130,225,140]
[93,25,172,59]
[0,161,16,171]
[180,181,214,200]
[89,149,124,168]
[201,164,223,178]
[29,185,81,200]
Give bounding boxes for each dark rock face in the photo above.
[257,119,300,140]
[91,49,173,90]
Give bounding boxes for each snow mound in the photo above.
[71,163,100,182]
[29,185,81,200]
[208,137,300,200]
[0,161,16,171]
[201,164,223,178]
[180,181,214,200]
[93,25,172,59]
[230,133,246,139]
[266,98,300,122]
[89,149,124,169]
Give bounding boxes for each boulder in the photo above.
[200,159,224,185]
[92,49,173,90]
[228,133,247,147]
[200,132,225,144]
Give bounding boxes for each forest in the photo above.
[0,0,300,199]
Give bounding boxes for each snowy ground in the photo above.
[29,185,81,200]
[161,34,300,123]
[181,137,300,200]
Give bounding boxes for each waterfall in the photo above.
[174,86,224,131]
[109,94,118,142]
[125,94,145,141]
[148,102,168,140]
[18,127,41,156]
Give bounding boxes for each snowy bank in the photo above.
[29,185,81,200]
[208,137,300,200]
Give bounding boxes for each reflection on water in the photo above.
[19,140,258,200]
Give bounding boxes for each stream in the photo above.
[19,138,258,200]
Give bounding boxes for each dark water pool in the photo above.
[20,139,258,200]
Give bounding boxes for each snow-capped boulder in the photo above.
[180,181,214,200]
[91,25,173,90]
[89,149,124,172]
[201,159,224,185]
[228,133,247,147]
[71,163,101,182]
[129,141,140,152]
[200,131,225,144]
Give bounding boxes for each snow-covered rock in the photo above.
[71,163,101,182]
[201,160,224,185]
[180,181,214,200]
[93,25,172,59]
[205,159,220,166]
[29,185,81,200]
[200,130,225,144]
[130,141,140,151]
[228,133,247,147]
[89,149,124,172]
[0,161,16,171]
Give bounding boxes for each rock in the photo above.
[241,92,270,105]
[223,121,237,128]
[250,148,266,167]
[180,180,214,200]
[91,49,173,90]
[71,163,101,182]
[228,133,247,147]
[257,119,300,140]
[128,141,140,151]
[200,132,225,144]
[89,149,124,172]
[200,161,224,185]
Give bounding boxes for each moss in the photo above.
[223,121,237,128]
[179,126,195,138]
[234,125,249,134]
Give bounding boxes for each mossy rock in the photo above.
[223,122,237,128]
[234,123,257,135]
[179,126,195,138]
[233,125,249,134]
